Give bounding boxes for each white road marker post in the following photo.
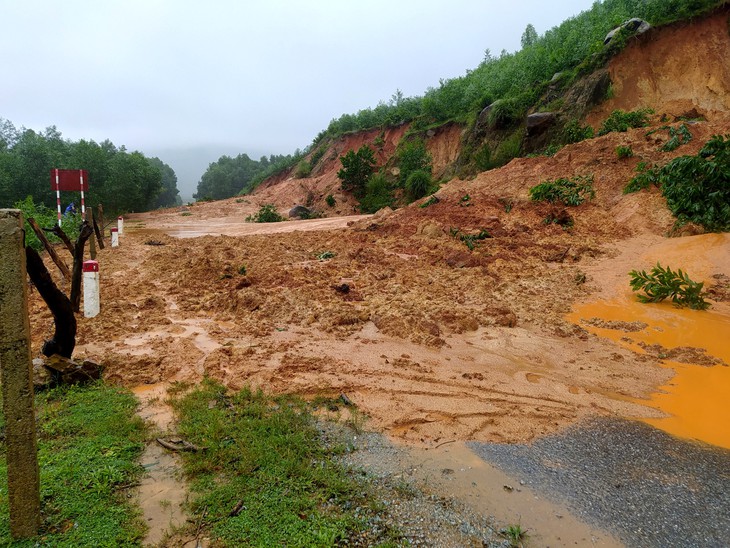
[117,216,124,235]
[110,227,119,248]
[82,260,100,318]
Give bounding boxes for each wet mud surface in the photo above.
[470,417,730,547]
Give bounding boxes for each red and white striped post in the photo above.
[110,227,119,247]
[117,216,124,235]
[79,171,86,217]
[82,260,100,318]
[53,169,62,227]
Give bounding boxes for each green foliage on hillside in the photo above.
[337,145,377,197]
[396,138,432,186]
[312,0,724,145]
[624,134,730,230]
[0,118,178,214]
[598,108,654,135]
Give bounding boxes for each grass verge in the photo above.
[0,382,147,546]
[167,379,401,546]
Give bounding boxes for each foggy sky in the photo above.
[2,0,595,196]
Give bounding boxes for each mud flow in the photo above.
[569,233,730,449]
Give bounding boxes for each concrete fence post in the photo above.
[83,260,100,318]
[0,209,41,539]
[110,227,119,248]
[117,216,124,235]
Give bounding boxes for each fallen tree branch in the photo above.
[25,247,76,358]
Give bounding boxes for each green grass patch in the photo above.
[167,380,399,547]
[0,382,147,546]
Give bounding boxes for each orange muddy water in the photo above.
[568,233,730,449]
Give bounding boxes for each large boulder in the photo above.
[526,112,557,136]
[604,18,651,45]
[288,204,312,218]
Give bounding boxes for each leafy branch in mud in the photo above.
[167,380,402,547]
[629,263,710,310]
[623,134,730,231]
[529,175,595,206]
[450,227,492,250]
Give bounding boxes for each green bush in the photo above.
[338,145,376,197]
[629,263,710,310]
[14,195,82,251]
[529,174,595,206]
[598,108,653,136]
[406,169,432,199]
[624,134,730,230]
[562,119,595,144]
[623,161,660,194]
[295,159,312,178]
[396,138,432,186]
[325,194,336,207]
[246,204,283,223]
[616,145,634,159]
[359,173,393,213]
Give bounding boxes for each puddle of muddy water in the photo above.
[133,384,188,546]
[569,288,730,449]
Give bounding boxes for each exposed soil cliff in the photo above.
[250,6,730,213]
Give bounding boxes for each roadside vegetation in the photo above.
[167,380,401,547]
[0,119,179,214]
[13,195,83,252]
[529,175,595,206]
[0,383,147,546]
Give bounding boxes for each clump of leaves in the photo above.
[451,228,491,250]
[246,204,283,223]
[623,134,730,230]
[238,265,247,276]
[615,145,634,159]
[623,161,660,194]
[598,108,653,135]
[529,175,595,206]
[325,194,336,207]
[629,263,710,310]
[317,251,336,260]
[459,193,472,207]
[562,119,594,144]
[660,123,693,152]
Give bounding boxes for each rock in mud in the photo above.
[288,204,312,218]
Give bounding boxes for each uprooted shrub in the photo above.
[529,174,595,206]
[629,263,710,310]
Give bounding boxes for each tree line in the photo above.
[194,152,296,201]
[0,118,180,214]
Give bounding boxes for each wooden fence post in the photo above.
[0,209,41,539]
